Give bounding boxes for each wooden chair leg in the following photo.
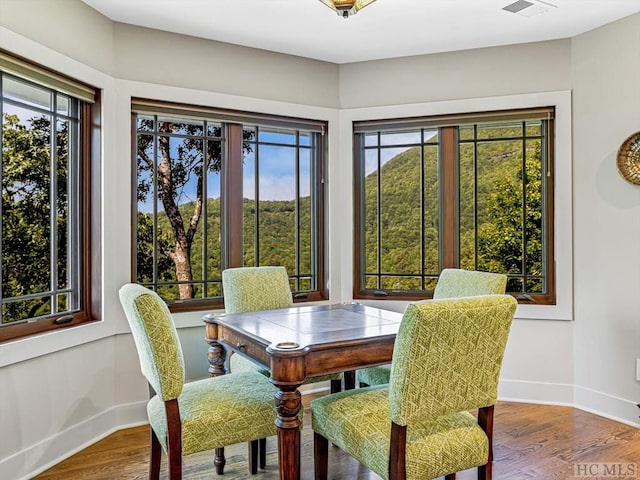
[248,440,259,474]
[478,405,494,480]
[214,447,226,475]
[149,427,162,480]
[389,423,407,480]
[330,378,341,394]
[314,432,329,480]
[165,399,182,480]
[343,370,356,390]
[478,464,491,480]
[259,437,267,469]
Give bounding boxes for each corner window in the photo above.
[353,107,555,304]
[132,100,327,309]
[0,51,98,341]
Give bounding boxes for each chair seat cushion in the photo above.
[357,364,391,386]
[148,371,278,456]
[311,386,489,480]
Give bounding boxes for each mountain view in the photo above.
[137,126,544,299]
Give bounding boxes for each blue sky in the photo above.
[138,128,441,212]
[137,129,312,213]
[364,130,438,176]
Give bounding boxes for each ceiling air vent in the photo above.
[503,0,554,18]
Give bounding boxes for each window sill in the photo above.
[0,318,109,368]
[358,298,572,321]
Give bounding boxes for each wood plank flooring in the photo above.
[33,399,640,480]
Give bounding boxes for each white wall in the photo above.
[113,23,340,109]
[1,2,639,479]
[571,13,640,422]
[339,39,572,108]
[0,0,114,74]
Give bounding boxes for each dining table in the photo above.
[202,302,403,480]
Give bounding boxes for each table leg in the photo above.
[274,386,302,480]
[205,338,227,377]
[204,336,227,471]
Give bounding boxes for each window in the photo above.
[353,107,555,304]
[132,100,326,310]
[0,51,98,341]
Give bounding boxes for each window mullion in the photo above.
[50,98,58,315]
[473,125,478,270]
[202,129,209,294]
[439,126,458,270]
[521,122,528,292]
[352,134,365,295]
[376,135,382,289]
[0,74,3,325]
[68,109,80,312]
[225,123,244,268]
[312,132,323,293]
[152,117,159,286]
[542,119,553,296]
[254,127,260,267]
[295,132,301,292]
[420,130,426,291]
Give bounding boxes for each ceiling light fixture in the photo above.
[319,0,377,18]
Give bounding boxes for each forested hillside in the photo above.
[137,130,543,297]
[360,132,542,291]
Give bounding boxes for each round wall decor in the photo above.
[617,131,640,185]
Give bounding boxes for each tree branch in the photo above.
[185,169,204,245]
[137,145,154,169]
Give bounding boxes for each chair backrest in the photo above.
[222,266,293,313]
[389,295,516,426]
[433,268,507,299]
[119,283,185,402]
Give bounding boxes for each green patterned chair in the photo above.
[357,268,507,387]
[119,283,278,480]
[312,295,517,480]
[222,266,343,393]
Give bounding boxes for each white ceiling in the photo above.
[81,0,640,64]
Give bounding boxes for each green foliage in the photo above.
[476,142,543,291]
[363,146,439,290]
[138,194,313,299]
[137,123,547,299]
[1,113,70,323]
[363,126,544,294]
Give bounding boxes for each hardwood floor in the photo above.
[33,398,640,480]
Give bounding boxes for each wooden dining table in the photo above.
[202,302,403,480]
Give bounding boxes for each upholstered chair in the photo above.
[312,295,517,480]
[222,266,343,393]
[431,268,507,299]
[119,283,278,480]
[357,268,507,387]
